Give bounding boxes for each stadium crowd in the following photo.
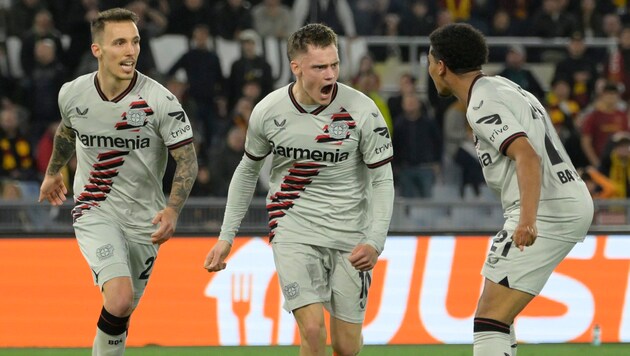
[1,0,630,204]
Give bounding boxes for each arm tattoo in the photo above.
[168,143,198,214]
[46,124,76,175]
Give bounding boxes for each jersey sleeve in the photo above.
[244,104,272,160]
[156,90,194,149]
[467,97,527,156]
[359,102,393,168]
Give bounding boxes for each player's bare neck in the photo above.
[457,70,484,107]
[97,72,132,101]
[291,81,317,106]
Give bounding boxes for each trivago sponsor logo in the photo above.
[1,235,629,347]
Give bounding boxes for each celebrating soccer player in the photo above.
[204,23,394,356]
[38,8,198,355]
[427,23,594,355]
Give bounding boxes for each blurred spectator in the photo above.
[553,31,600,108]
[579,165,619,199]
[20,9,65,76]
[166,0,214,37]
[7,0,46,37]
[529,0,578,38]
[392,93,441,198]
[442,100,467,166]
[167,24,225,149]
[22,39,66,144]
[496,0,537,35]
[546,77,588,169]
[64,0,100,78]
[572,0,605,38]
[126,0,168,78]
[454,125,484,199]
[437,0,495,34]
[442,100,467,188]
[0,106,39,200]
[387,72,418,122]
[35,121,73,194]
[580,82,628,167]
[212,0,253,40]
[229,95,254,132]
[351,53,379,88]
[599,131,630,198]
[354,70,393,134]
[208,125,264,196]
[227,29,273,110]
[399,0,436,37]
[352,0,407,36]
[496,44,546,101]
[292,0,356,37]
[371,12,404,62]
[0,47,17,104]
[240,79,263,105]
[605,26,630,101]
[601,12,622,39]
[487,9,519,62]
[252,0,292,39]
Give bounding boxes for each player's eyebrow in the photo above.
[311,60,339,69]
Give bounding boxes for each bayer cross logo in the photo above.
[329,121,349,139]
[96,244,114,261]
[126,109,146,126]
[283,282,300,300]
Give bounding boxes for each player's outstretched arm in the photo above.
[38,124,76,205]
[152,143,198,244]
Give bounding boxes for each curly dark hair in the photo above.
[287,23,338,61]
[429,23,488,74]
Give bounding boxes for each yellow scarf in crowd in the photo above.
[609,153,630,198]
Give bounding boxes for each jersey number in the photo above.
[490,230,512,257]
[359,271,371,308]
[139,256,155,280]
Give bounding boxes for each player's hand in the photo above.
[348,244,379,271]
[151,207,178,245]
[38,173,67,206]
[204,240,232,272]
[513,224,537,251]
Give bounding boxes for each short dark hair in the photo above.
[429,23,488,74]
[91,8,138,43]
[287,23,338,61]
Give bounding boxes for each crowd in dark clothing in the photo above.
[2,0,630,201]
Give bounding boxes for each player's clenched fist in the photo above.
[204,240,232,272]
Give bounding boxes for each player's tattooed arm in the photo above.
[168,143,198,214]
[46,124,76,175]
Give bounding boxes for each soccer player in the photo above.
[204,23,394,356]
[38,8,198,355]
[427,23,594,355]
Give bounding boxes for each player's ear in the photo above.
[91,43,101,58]
[290,60,301,77]
[437,59,447,76]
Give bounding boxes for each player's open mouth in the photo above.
[120,61,135,72]
[321,84,333,95]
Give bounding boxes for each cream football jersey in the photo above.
[467,75,592,242]
[58,72,193,240]
[245,82,393,252]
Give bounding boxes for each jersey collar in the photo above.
[94,71,139,103]
[467,73,485,109]
[288,82,338,115]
